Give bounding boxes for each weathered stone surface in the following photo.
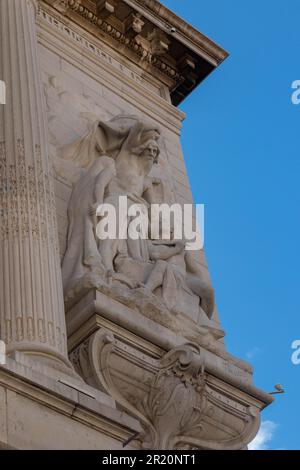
[0,0,74,375]
[0,385,7,446]
[58,114,215,327]
[68,316,272,450]
[0,0,273,450]
[0,358,140,449]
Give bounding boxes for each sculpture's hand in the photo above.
[106,269,114,284]
[128,192,150,207]
[88,202,99,217]
[175,240,186,251]
[151,177,162,185]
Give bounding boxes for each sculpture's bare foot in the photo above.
[110,271,138,289]
[135,284,154,296]
[135,281,146,288]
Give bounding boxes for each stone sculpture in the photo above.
[70,329,262,450]
[61,115,215,323]
[0,0,273,451]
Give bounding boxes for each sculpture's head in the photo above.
[138,138,159,164]
[129,130,160,179]
[118,118,161,165]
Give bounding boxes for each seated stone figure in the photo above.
[61,115,162,295]
[61,114,214,322]
[146,238,214,319]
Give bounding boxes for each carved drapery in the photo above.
[58,115,217,337]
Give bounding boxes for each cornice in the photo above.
[125,0,228,66]
[42,0,229,105]
[37,3,186,134]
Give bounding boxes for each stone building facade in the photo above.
[0,0,272,450]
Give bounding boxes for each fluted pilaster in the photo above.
[0,0,72,370]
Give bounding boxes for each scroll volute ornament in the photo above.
[71,331,206,448]
[70,330,260,450]
[140,344,209,450]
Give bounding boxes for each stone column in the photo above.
[0,0,72,372]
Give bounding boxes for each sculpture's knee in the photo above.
[200,284,215,319]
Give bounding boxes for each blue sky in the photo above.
[162,0,300,450]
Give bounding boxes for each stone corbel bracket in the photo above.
[96,0,117,19]
[70,328,270,450]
